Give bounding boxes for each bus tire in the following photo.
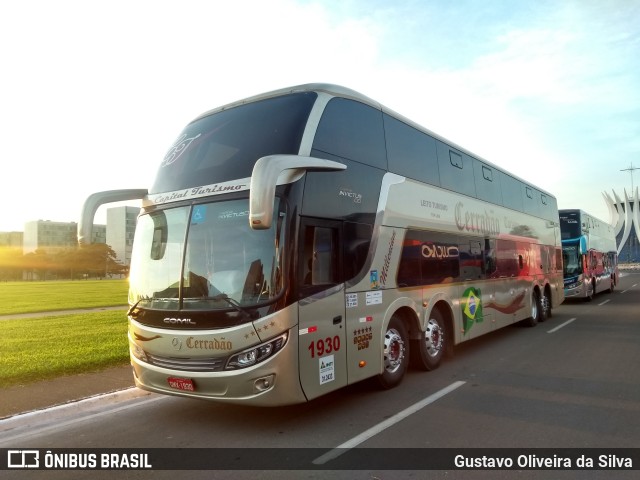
[524,289,543,327]
[584,281,595,302]
[377,316,410,389]
[411,308,446,371]
[541,289,552,321]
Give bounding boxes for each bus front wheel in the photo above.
[411,308,447,371]
[377,316,409,389]
[584,281,595,302]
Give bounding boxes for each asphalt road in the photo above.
[2,273,639,480]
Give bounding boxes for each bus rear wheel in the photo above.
[541,290,552,321]
[377,316,409,389]
[523,289,544,327]
[411,308,446,371]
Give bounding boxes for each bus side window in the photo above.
[459,239,484,280]
[343,222,372,282]
[301,223,340,291]
[484,238,497,276]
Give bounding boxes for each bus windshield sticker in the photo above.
[191,205,206,224]
[319,355,335,385]
[162,133,202,167]
[461,287,484,334]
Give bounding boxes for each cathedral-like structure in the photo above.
[603,188,640,263]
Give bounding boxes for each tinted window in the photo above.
[495,239,518,277]
[474,161,502,204]
[397,230,460,286]
[459,239,484,280]
[151,92,317,193]
[312,98,387,169]
[500,173,523,212]
[299,221,341,296]
[436,141,476,197]
[559,211,581,239]
[384,114,439,185]
[523,185,541,217]
[343,222,373,281]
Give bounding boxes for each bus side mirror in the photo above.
[249,155,346,229]
[78,189,148,245]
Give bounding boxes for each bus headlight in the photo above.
[225,333,288,370]
[131,344,148,362]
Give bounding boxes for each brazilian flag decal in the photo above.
[462,287,483,334]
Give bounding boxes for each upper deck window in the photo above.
[312,98,387,170]
[151,92,317,194]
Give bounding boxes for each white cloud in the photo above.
[0,0,638,230]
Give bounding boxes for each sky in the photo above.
[1,0,639,233]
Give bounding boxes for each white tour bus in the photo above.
[79,84,564,406]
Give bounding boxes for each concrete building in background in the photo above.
[15,206,136,265]
[23,220,106,255]
[0,231,23,247]
[106,206,138,266]
[603,188,640,263]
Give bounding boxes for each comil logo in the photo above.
[8,450,39,468]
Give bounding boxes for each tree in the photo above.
[0,247,24,281]
[76,243,119,279]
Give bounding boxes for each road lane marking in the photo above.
[598,299,611,306]
[547,318,576,333]
[621,283,637,294]
[312,380,466,465]
[0,388,164,446]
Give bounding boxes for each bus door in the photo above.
[297,218,347,400]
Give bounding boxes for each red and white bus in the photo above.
[80,84,564,406]
[560,209,618,300]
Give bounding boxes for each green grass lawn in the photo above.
[0,280,131,387]
[0,310,129,387]
[0,279,129,315]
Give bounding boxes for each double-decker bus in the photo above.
[559,209,618,300]
[79,84,564,406]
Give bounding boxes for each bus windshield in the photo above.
[151,92,317,193]
[562,243,582,276]
[129,198,286,310]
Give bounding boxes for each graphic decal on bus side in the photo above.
[379,230,396,287]
[353,325,373,351]
[485,291,526,314]
[370,270,380,289]
[461,287,484,334]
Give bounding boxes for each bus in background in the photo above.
[559,209,618,301]
[79,84,564,406]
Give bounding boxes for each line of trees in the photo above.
[0,244,127,281]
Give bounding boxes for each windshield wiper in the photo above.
[210,294,257,321]
[127,299,143,318]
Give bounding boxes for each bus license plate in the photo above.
[167,377,195,392]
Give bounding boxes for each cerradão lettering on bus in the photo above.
[454,202,501,236]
